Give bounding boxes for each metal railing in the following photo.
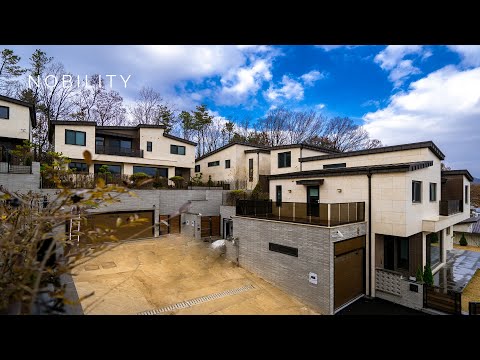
[95,145,143,158]
[0,146,32,174]
[235,200,365,227]
[439,199,463,216]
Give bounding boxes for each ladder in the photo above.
[69,205,81,245]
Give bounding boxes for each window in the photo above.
[276,185,282,205]
[225,159,231,169]
[133,166,167,178]
[446,226,451,235]
[412,181,422,203]
[95,136,104,147]
[65,130,86,146]
[170,144,186,155]
[323,163,346,169]
[68,162,88,173]
[208,161,220,167]
[0,106,9,119]
[195,164,200,173]
[429,183,437,202]
[426,231,442,268]
[249,158,253,182]
[278,151,291,168]
[147,141,152,152]
[269,243,298,257]
[94,164,121,174]
[465,185,469,204]
[111,139,131,149]
[175,168,183,177]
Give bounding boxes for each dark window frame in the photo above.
[0,105,10,119]
[276,185,282,206]
[68,162,89,173]
[412,181,422,203]
[170,144,186,155]
[249,158,254,182]
[208,161,220,167]
[446,226,451,235]
[195,164,200,173]
[323,163,346,169]
[269,242,298,257]
[429,182,437,202]
[93,164,122,175]
[225,159,231,169]
[65,129,86,146]
[278,151,291,168]
[465,185,469,204]
[133,165,168,178]
[146,141,152,152]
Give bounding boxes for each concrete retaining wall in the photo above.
[0,162,40,192]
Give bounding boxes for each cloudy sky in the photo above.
[4,45,480,176]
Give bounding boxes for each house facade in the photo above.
[230,141,473,314]
[49,121,196,183]
[453,216,480,247]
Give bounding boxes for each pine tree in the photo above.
[459,233,468,246]
[416,266,424,282]
[423,264,434,286]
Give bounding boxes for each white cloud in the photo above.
[374,45,426,87]
[363,65,480,175]
[447,45,480,67]
[300,70,324,86]
[315,103,326,110]
[264,75,304,102]
[315,45,357,51]
[361,99,380,108]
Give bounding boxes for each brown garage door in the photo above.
[80,210,154,242]
[159,215,181,235]
[334,236,365,310]
[201,216,220,237]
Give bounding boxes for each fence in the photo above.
[235,199,365,227]
[0,146,32,174]
[423,284,462,315]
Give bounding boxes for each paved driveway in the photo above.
[72,235,318,315]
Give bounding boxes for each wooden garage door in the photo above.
[159,215,181,235]
[200,216,220,237]
[334,236,365,310]
[81,210,154,242]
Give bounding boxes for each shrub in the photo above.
[189,173,204,186]
[207,175,213,187]
[459,233,468,246]
[130,172,149,182]
[153,176,168,189]
[169,176,185,188]
[423,264,434,286]
[250,182,269,200]
[415,266,424,282]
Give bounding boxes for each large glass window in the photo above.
[133,166,168,178]
[412,181,422,203]
[94,164,121,174]
[171,144,186,155]
[111,139,132,149]
[278,151,291,168]
[95,136,104,147]
[65,130,86,146]
[429,183,437,202]
[69,162,89,173]
[0,106,10,119]
[426,231,442,268]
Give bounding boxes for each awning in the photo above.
[296,179,324,186]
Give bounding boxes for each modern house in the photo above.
[230,141,473,314]
[195,142,338,190]
[453,216,480,247]
[49,121,196,183]
[0,95,37,175]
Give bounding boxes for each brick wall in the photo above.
[376,279,424,310]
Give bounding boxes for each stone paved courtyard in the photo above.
[72,235,318,315]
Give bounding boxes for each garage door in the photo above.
[334,236,365,310]
[79,210,154,242]
[159,215,181,235]
[201,216,220,237]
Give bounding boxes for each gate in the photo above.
[424,285,462,315]
[159,214,181,235]
[201,216,220,238]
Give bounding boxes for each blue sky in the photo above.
[4,45,480,176]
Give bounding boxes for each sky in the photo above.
[3,45,480,177]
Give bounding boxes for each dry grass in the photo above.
[462,270,480,313]
[453,244,480,253]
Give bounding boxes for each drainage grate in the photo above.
[138,284,255,315]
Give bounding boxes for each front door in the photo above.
[384,236,395,271]
[223,219,233,239]
[307,186,319,217]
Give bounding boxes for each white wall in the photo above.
[0,99,31,141]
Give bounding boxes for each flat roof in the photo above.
[0,94,37,128]
[269,161,434,180]
[299,141,445,162]
[441,170,474,182]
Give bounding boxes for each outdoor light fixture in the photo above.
[337,189,342,193]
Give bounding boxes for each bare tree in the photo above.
[70,74,103,122]
[93,90,126,126]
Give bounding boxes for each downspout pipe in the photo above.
[367,171,373,297]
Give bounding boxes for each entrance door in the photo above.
[223,219,233,239]
[306,186,319,217]
[384,236,395,270]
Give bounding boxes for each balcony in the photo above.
[439,200,463,216]
[236,200,365,227]
[95,145,143,158]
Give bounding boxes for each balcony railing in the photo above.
[95,145,143,158]
[0,146,32,174]
[439,199,462,216]
[235,200,365,227]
